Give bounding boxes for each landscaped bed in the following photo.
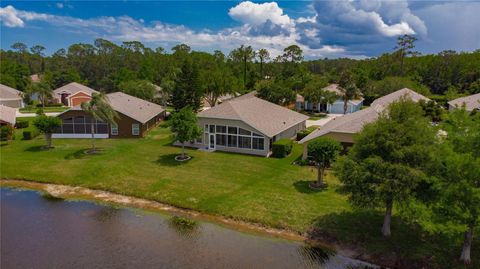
[1,123,478,268]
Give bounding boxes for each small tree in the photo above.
[334,98,436,237]
[169,107,202,160]
[33,115,61,149]
[81,93,118,153]
[307,137,342,188]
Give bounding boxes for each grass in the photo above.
[19,106,68,113]
[12,117,38,141]
[1,123,477,268]
[300,111,327,121]
[0,123,349,232]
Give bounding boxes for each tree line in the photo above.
[1,36,479,112]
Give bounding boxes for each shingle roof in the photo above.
[53,82,99,97]
[300,88,430,144]
[0,105,17,125]
[198,93,308,137]
[448,93,480,112]
[0,84,22,100]
[106,92,165,123]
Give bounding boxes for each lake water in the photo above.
[0,187,377,269]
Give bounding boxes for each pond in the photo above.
[1,187,378,269]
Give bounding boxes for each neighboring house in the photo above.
[299,88,430,159]
[30,74,41,83]
[52,92,166,139]
[448,93,480,112]
[184,93,308,156]
[0,105,17,126]
[0,84,23,108]
[53,82,99,107]
[296,84,363,114]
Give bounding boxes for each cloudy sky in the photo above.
[1,1,479,59]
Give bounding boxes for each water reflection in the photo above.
[1,188,379,269]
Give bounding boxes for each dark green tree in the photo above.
[169,107,202,160]
[33,115,62,149]
[307,137,342,188]
[171,58,202,111]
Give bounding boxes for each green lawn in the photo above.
[0,123,349,232]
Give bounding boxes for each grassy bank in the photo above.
[1,123,477,268]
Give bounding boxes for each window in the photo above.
[228,126,237,134]
[239,128,251,136]
[204,124,209,133]
[196,136,203,144]
[238,136,251,149]
[209,125,215,133]
[132,123,140,135]
[253,132,263,137]
[111,123,118,135]
[227,135,237,147]
[216,134,226,146]
[252,137,265,150]
[216,125,226,134]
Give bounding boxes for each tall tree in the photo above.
[257,48,270,78]
[118,80,156,101]
[81,93,118,153]
[28,81,52,108]
[201,66,235,107]
[169,107,202,160]
[302,77,337,109]
[229,45,255,90]
[171,58,202,111]
[394,34,418,75]
[334,98,436,237]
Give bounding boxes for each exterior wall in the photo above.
[68,92,92,107]
[182,117,271,156]
[275,121,306,140]
[0,99,23,108]
[297,99,362,114]
[302,131,355,159]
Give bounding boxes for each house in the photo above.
[0,84,23,108]
[299,88,430,159]
[53,82,99,107]
[448,93,480,112]
[52,92,166,139]
[295,84,363,114]
[0,105,17,126]
[184,92,308,156]
[30,74,41,83]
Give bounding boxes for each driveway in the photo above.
[306,114,343,127]
[16,111,62,118]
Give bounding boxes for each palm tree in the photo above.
[29,82,52,109]
[81,93,118,153]
[339,83,362,114]
[257,48,270,78]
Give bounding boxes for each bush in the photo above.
[15,120,29,129]
[296,127,316,141]
[0,125,14,141]
[36,103,63,107]
[271,138,293,158]
[23,129,40,140]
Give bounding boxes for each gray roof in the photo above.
[53,82,99,97]
[198,93,308,137]
[0,105,17,125]
[63,92,165,124]
[106,92,165,123]
[300,88,430,144]
[448,93,480,112]
[0,84,22,101]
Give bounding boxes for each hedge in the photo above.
[271,138,293,158]
[15,120,29,129]
[23,129,40,140]
[296,127,316,141]
[1,125,14,141]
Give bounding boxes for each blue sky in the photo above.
[1,1,479,59]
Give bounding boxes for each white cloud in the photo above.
[0,5,25,27]
[56,3,64,9]
[228,1,292,26]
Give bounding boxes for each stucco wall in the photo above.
[0,99,23,108]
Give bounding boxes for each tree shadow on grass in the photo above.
[293,180,326,194]
[64,148,105,160]
[24,145,49,152]
[1,142,9,147]
[307,210,463,269]
[155,153,192,167]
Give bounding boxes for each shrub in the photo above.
[0,125,14,141]
[272,138,293,158]
[22,129,40,140]
[36,103,63,107]
[15,120,29,129]
[296,127,316,141]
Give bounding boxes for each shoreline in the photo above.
[1,178,381,267]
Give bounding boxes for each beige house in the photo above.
[0,84,23,108]
[53,82,99,107]
[185,92,308,156]
[448,93,480,112]
[0,105,17,126]
[299,88,430,159]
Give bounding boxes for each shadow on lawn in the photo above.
[155,154,192,166]
[307,210,468,269]
[25,145,48,152]
[293,180,325,194]
[64,148,104,160]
